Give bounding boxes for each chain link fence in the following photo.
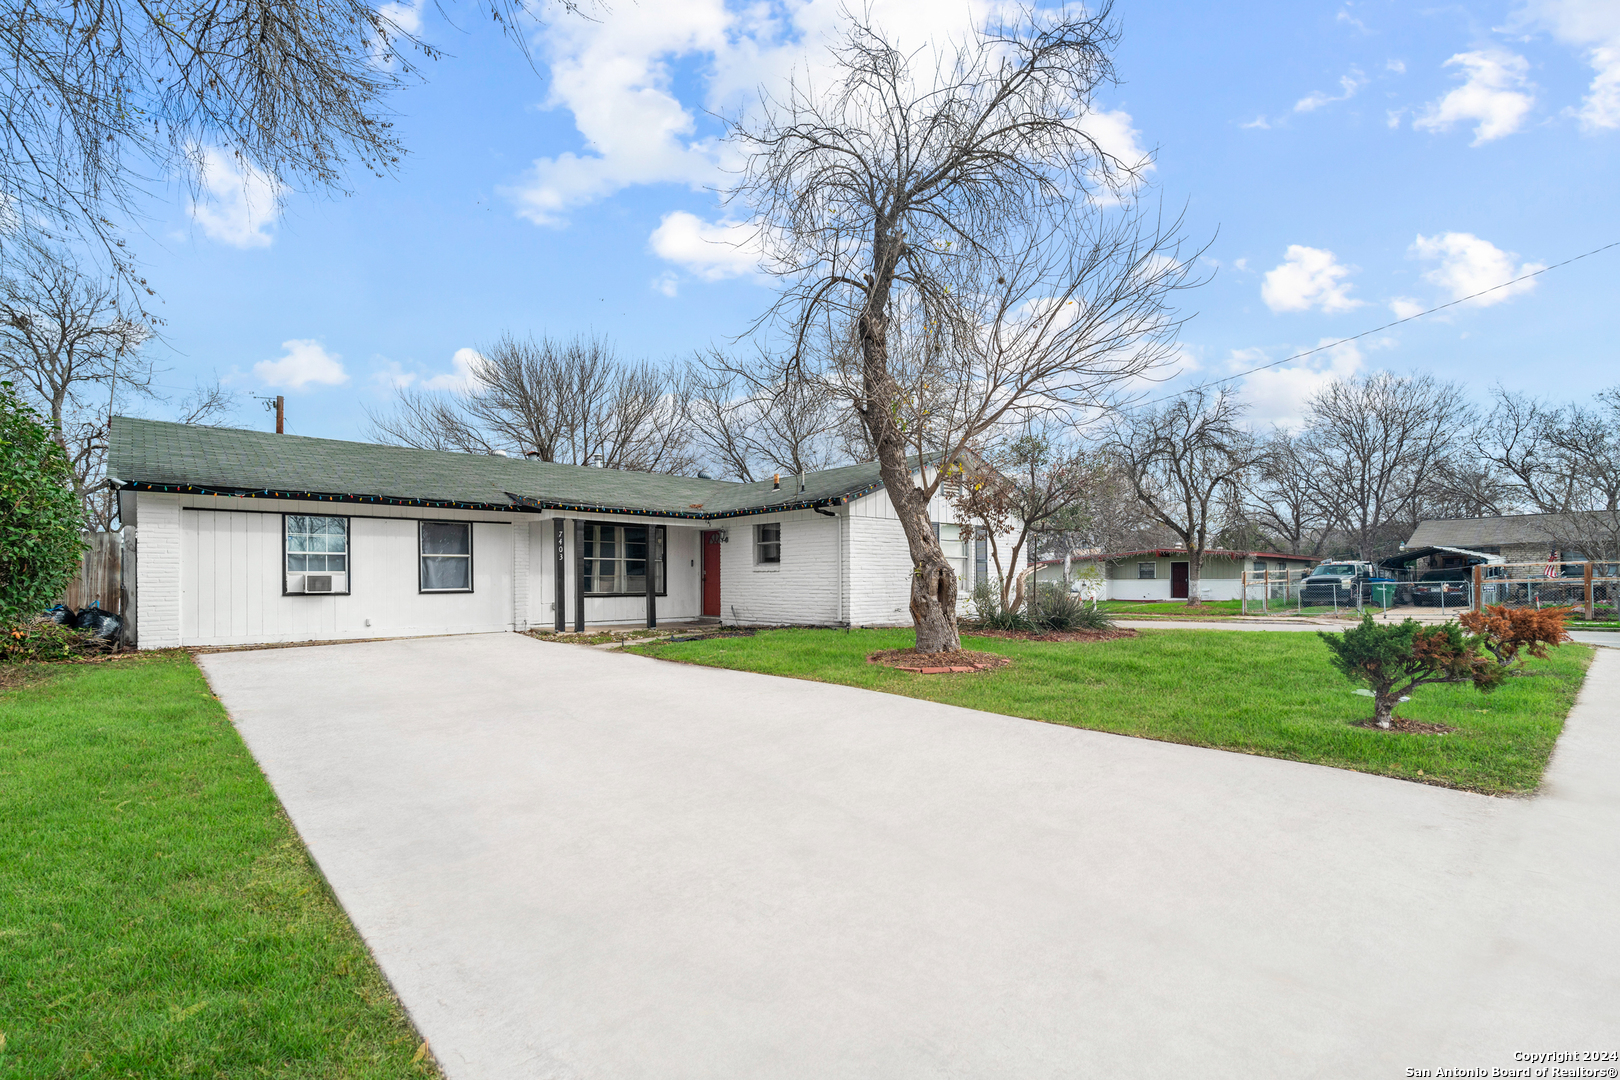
[1241,561,1619,622]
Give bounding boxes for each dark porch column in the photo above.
[553,518,566,632]
[645,524,659,629]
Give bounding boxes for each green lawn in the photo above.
[1097,600,1244,616]
[0,655,439,1078]
[632,628,1594,795]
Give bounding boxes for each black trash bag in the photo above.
[82,610,124,642]
[72,602,102,630]
[46,604,76,625]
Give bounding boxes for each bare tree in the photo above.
[1240,427,1335,556]
[687,349,846,482]
[0,0,569,291]
[730,6,1197,651]
[0,240,153,526]
[1302,373,1469,561]
[369,333,697,474]
[1105,387,1262,605]
[1469,388,1570,514]
[948,425,1109,610]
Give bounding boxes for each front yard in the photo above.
[632,628,1593,795]
[0,655,439,1078]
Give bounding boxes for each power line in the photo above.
[1138,237,1620,409]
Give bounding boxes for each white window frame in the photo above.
[419,520,474,593]
[935,522,969,593]
[756,522,782,565]
[282,514,351,596]
[1138,562,1156,580]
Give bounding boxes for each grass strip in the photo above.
[632,628,1593,795]
[0,655,439,1078]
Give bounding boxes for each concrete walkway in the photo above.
[198,635,1620,1079]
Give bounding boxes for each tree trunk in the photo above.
[858,289,961,654]
[1186,550,1202,606]
[1372,694,1395,729]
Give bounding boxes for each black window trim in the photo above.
[419,519,476,594]
[281,512,353,597]
[582,521,668,597]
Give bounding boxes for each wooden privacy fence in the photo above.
[61,530,125,615]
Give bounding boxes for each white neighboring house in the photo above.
[108,418,1013,649]
[1036,548,1319,602]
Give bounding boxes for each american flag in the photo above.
[1543,551,1560,579]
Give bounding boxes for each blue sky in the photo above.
[128,0,1620,439]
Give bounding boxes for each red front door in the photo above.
[702,531,722,616]
[1171,562,1190,599]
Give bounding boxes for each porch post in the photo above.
[573,519,585,632]
[645,524,658,629]
[553,518,565,632]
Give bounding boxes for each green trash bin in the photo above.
[1370,579,1397,607]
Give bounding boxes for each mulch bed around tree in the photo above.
[867,648,1013,674]
[968,628,1139,644]
[1351,717,1458,735]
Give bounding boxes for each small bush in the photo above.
[2,618,113,663]
[1030,584,1115,632]
[969,580,1031,631]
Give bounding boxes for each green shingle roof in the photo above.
[108,417,890,519]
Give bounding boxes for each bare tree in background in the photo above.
[0,240,155,527]
[1240,427,1336,556]
[948,425,1109,611]
[1105,386,1262,605]
[687,350,845,481]
[0,0,570,293]
[368,334,697,474]
[1470,388,1574,514]
[730,5,1197,651]
[1303,373,1469,561]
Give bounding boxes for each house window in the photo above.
[1138,562,1156,580]
[420,521,473,592]
[285,515,350,594]
[1253,559,1267,571]
[936,523,969,590]
[975,536,988,588]
[756,522,781,564]
[583,524,665,595]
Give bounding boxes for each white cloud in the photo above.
[1413,51,1536,145]
[254,340,348,389]
[1260,245,1364,314]
[1241,115,1271,130]
[1516,1,1620,129]
[1409,232,1545,306]
[1388,296,1426,319]
[422,348,482,392]
[1386,59,1407,75]
[653,272,680,298]
[1294,69,1366,113]
[504,0,1148,232]
[190,147,281,248]
[648,211,762,281]
[1238,339,1365,428]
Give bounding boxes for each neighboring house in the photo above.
[1056,549,1320,602]
[107,418,1010,648]
[1407,512,1619,565]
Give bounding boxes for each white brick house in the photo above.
[109,418,1008,648]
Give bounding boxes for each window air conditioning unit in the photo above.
[304,575,335,594]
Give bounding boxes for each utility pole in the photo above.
[259,395,285,433]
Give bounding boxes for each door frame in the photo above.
[701,530,722,617]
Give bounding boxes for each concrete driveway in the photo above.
[198,634,1620,1079]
